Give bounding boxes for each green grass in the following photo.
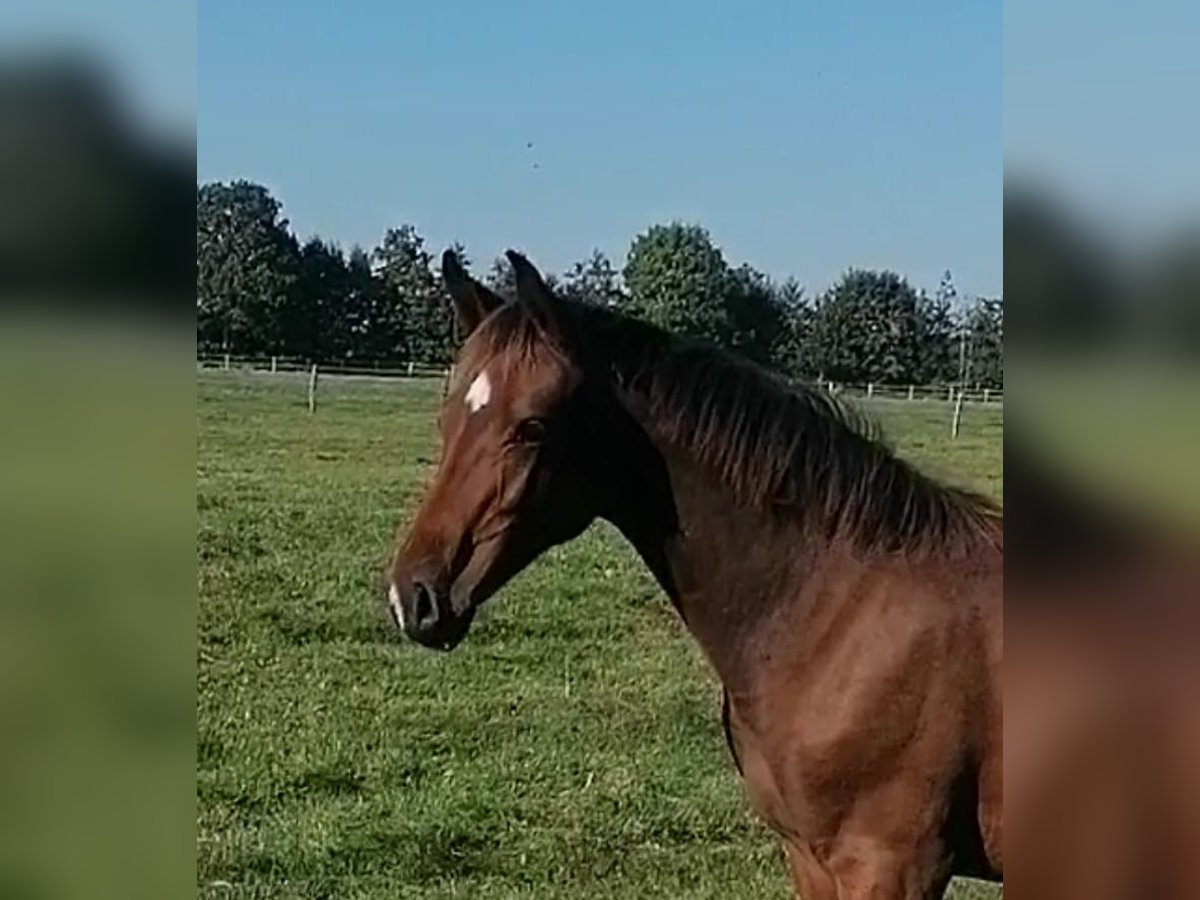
[198,371,1002,899]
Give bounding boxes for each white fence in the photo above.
[196,354,449,380]
[197,355,1002,405]
[811,380,1003,405]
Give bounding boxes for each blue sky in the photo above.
[199,1,1000,298]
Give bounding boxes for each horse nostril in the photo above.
[412,580,438,630]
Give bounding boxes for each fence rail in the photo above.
[197,355,1003,405]
[196,354,449,380]
[812,380,1003,405]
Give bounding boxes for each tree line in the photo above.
[198,180,1002,388]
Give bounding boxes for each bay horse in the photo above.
[389,249,1003,899]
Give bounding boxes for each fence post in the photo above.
[907,385,915,401]
[947,386,954,402]
[270,356,277,373]
[308,364,318,414]
[951,387,965,439]
[866,383,874,399]
[407,361,415,377]
[982,388,989,403]
[223,353,230,371]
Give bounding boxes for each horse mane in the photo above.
[470,300,1002,557]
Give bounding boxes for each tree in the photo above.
[560,249,626,308]
[962,296,1003,388]
[810,269,924,384]
[484,255,517,302]
[197,180,301,354]
[286,237,350,362]
[193,179,1004,385]
[343,245,399,360]
[622,222,732,346]
[372,225,446,364]
[724,264,794,369]
[769,277,814,378]
[913,270,959,384]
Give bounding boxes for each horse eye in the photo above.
[513,418,547,445]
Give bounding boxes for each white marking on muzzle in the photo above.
[388,581,405,629]
[464,370,491,413]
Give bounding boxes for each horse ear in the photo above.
[505,249,559,335]
[442,249,505,337]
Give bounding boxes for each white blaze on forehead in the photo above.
[464,370,492,413]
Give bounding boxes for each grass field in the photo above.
[197,371,1003,899]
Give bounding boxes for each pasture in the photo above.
[197,371,1002,899]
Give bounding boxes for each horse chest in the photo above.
[725,661,928,843]
[724,693,832,840]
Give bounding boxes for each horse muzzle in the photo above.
[388,576,474,651]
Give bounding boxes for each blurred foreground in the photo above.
[1005,182,1200,899]
[0,35,194,900]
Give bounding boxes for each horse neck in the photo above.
[596,387,828,683]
